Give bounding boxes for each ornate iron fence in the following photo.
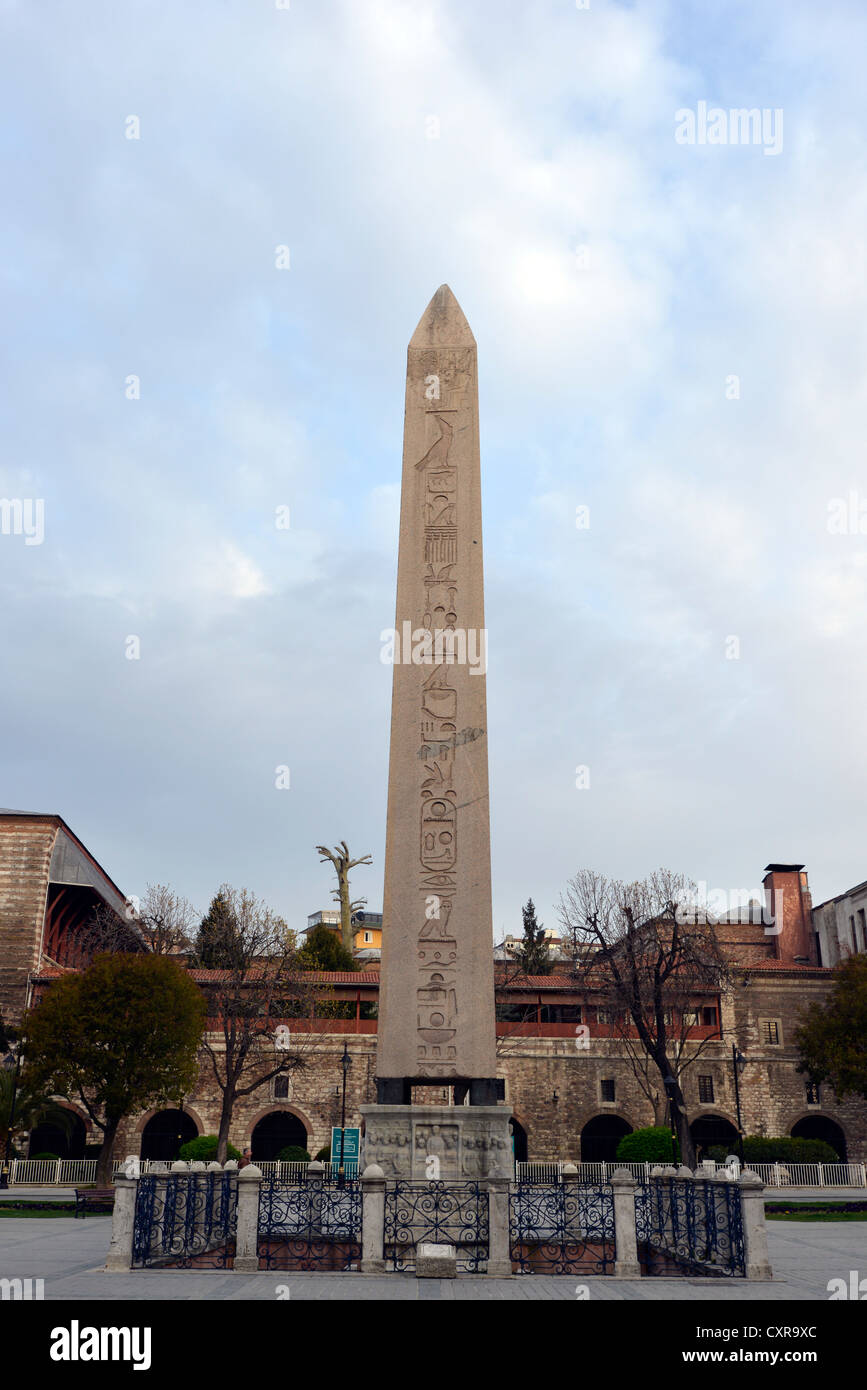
[635,1179,745,1277]
[509,1182,615,1274]
[384,1181,489,1273]
[257,1177,362,1271]
[132,1172,237,1268]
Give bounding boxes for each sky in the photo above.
[1,0,866,939]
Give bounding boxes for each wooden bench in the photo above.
[74,1187,115,1218]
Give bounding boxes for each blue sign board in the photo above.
[331,1127,360,1163]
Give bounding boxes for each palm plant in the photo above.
[0,1065,76,1156]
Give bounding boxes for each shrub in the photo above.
[315,1145,331,1161]
[178,1135,241,1163]
[277,1145,311,1163]
[705,1136,840,1165]
[615,1127,680,1163]
[30,1152,60,1161]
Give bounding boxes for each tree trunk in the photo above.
[96,1117,120,1187]
[216,1093,235,1164]
[338,870,353,954]
[669,1077,696,1168]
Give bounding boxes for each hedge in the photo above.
[615,1127,680,1163]
[178,1135,242,1163]
[276,1145,311,1163]
[705,1136,840,1165]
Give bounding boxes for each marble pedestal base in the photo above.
[360,1104,513,1181]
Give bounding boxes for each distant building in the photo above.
[303,907,383,959]
[812,877,867,966]
[0,809,142,1028]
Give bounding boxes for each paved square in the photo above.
[0,1215,862,1300]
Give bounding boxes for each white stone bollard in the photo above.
[484,1176,512,1277]
[105,1174,138,1271]
[233,1163,263,1272]
[610,1167,641,1278]
[360,1163,386,1274]
[739,1169,773,1280]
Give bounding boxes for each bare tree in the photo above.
[315,841,372,954]
[196,885,316,1162]
[135,884,198,955]
[558,868,732,1168]
[81,883,197,959]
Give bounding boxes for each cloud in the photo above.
[2,0,866,931]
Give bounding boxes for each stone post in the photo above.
[105,1174,138,1271]
[360,1163,386,1274]
[233,1163,263,1272]
[610,1167,640,1278]
[739,1169,773,1281]
[485,1176,512,1276]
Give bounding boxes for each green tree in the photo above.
[195,890,242,969]
[297,923,358,972]
[516,898,552,975]
[22,954,205,1184]
[796,954,867,1100]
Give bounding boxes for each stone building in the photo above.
[2,812,864,1165]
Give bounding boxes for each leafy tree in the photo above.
[315,841,372,953]
[796,954,867,1100]
[297,923,358,973]
[195,890,243,969]
[516,899,552,976]
[197,886,315,1162]
[559,868,731,1168]
[22,954,205,1184]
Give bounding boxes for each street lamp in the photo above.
[731,1045,747,1163]
[337,1042,351,1188]
[663,1073,679,1164]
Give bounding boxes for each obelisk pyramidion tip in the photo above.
[409,285,477,349]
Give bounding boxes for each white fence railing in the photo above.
[6,1156,361,1186]
[7,1156,865,1188]
[514,1160,867,1188]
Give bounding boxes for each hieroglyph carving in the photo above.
[414,349,473,1077]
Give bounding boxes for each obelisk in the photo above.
[362,289,510,1185]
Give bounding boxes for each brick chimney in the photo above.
[763,864,815,964]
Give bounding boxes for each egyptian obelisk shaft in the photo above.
[376,285,497,1102]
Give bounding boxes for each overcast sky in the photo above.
[2,0,866,939]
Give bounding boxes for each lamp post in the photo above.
[337,1042,351,1188]
[663,1073,679,1164]
[731,1044,747,1163]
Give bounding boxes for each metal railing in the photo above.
[11,1155,864,1189]
[7,1156,360,1186]
[635,1177,745,1277]
[515,1160,867,1188]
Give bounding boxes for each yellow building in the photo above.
[304,909,382,958]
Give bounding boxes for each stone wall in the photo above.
[0,816,55,1026]
[109,966,866,1164]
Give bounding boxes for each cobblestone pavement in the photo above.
[0,1215,862,1299]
